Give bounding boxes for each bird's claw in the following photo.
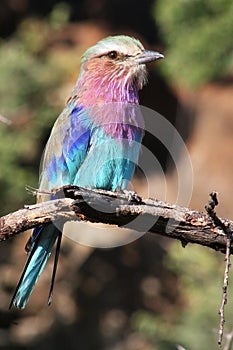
[123,190,142,204]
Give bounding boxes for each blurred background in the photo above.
[0,0,233,349]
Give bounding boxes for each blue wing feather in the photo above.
[11,103,92,309]
[12,102,144,308]
[39,103,92,192]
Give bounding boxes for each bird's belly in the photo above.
[74,135,140,191]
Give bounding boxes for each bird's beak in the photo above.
[135,50,164,64]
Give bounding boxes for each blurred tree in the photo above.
[0,8,82,215]
[0,2,232,350]
[131,243,233,350]
[155,0,233,87]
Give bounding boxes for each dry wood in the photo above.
[0,186,232,255]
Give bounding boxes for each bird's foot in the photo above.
[122,190,142,204]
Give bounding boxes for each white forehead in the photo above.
[82,35,145,62]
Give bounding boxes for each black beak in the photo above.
[135,50,164,64]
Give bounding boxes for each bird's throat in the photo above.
[74,60,141,107]
[76,79,139,107]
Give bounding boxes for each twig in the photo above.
[205,192,233,347]
[223,328,233,350]
[219,239,232,347]
[176,345,187,350]
[0,114,12,125]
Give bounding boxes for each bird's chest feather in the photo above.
[74,123,143,191]
[41,104,144,192]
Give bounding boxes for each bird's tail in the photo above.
[9,224,61,309]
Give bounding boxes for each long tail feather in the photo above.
[10,225,60,309]
[9,228,43,310]
[48,230,62,306]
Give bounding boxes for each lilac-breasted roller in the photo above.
[10,35,164,308]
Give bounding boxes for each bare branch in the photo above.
[205,192,233,347]
[176,345,187,350]
[223,328,233,350]
[0,186,232,256]
[0,114,12,125]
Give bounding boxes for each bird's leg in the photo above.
[122,189,142,204]
[47,231,62,306]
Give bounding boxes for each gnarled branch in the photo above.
[0,186,232,253]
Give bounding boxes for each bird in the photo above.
[10,35,164,308]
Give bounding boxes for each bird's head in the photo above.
[75,35,164,105]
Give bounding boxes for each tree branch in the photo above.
[0,186,232,254]
[205,192,233,347]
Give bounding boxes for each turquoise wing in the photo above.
[39,103,92,192]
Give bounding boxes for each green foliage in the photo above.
[131,310,176,349]
[155,0,233,87]
[131,243,233,349]
[0,16,80,215]
[49,2,71,28]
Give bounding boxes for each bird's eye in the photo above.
[107,51,118,59]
